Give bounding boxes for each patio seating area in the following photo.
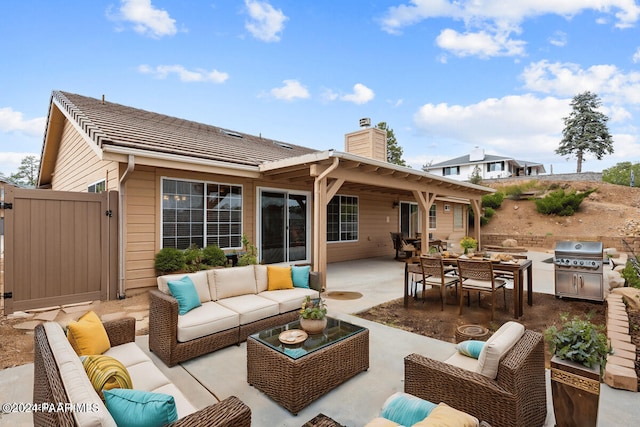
[0,252,637,426]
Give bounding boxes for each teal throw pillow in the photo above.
[167,276,201,315]
[456,340,485,359]
[291,265,311,288]
[380,392,436,426]
[104,389,178,427]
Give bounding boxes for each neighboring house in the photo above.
[425,147,546,181]
[38,91,493,296]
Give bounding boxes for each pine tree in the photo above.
[377,122,408,167]
[556,92,613,173]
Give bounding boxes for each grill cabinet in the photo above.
[554,241,604,302]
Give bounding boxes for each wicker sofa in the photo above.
[404,322,547,427]
[33,317,251,427]
[150,265,321,366]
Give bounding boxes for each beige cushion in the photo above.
[444,351,480,372]
[205,269,217,301]
[103,342,196,418]
[259,288,319,313]
[413,402,479,427]
[175,301,240,342]
[43,322,116,427]
[476,321,525,379]
[216,294,279,325]
[157,271,212,303]
[254,265,268,293]
[364,418,401,427]
[214,266,257,299]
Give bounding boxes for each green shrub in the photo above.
[154,248,186,274]
[545,312,610,369]
[621,258,640,288]
[202,244,227,267]
[482,192,504,209]
[238,234,258,266]
[183,244,204,272]
[483,207,495,218]
[535,188,596,216]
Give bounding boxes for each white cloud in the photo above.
[521,60,640,105]
[413,94,570,162]
[138,64,229,83]
[0,108,46,136]
[549,31,567,47]
[115,0,177,38]
[341,84,375,104]
[244,0,288,42]
[436,27,525,58]
[633,47,640,63]
[381,1,640,57]
[270,80,310,101]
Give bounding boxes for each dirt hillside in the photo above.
[480,180,640,240]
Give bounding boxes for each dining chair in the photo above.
[418,256,459,310]
[456,258,507,320]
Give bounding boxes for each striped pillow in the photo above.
[81,355,133,400]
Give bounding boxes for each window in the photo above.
[88,180,106,193]
[161,178,242,250]
[327,195,358,242]
[429,205,436,229]
[443,166,460,176]
[454,205,464,229]
[487,162,503,172]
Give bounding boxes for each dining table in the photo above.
[404,256,533,318]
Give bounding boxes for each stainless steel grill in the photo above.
[554,241,604,302]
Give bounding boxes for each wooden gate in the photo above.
[1,186,118,314]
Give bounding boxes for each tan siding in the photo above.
[51,121,117,192]
[327,192,399,263]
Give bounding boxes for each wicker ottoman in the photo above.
[455,324,489,343]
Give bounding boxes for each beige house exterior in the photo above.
[38,91,493,297]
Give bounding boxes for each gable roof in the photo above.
[47,91,317,167]
[429,153,545,171]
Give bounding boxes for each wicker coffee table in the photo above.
[247,317,369,415]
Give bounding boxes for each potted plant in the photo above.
[459,236,477,255]
[299,296,327,334]
[545,313,611,427]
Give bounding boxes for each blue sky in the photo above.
[2,1,640,176]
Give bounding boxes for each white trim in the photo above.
[87,178,106,193]
[256,187,312,265]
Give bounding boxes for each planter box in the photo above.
[550,355,600,427]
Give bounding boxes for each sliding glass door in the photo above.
[259,189,309,264]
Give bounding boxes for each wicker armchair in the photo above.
[33,318,251,427]
[404,330,547,427]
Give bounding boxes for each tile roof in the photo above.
[52,91,318,167]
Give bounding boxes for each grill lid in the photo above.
[555,241,603,257]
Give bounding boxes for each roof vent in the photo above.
[221,129,243,138]
[274,141,293,150]
[359,118,371,128]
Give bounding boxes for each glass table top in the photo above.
[249,317,366,360]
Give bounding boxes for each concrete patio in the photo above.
[1,252,638,426]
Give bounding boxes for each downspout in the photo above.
[118,155,135,299]
[313,157,339,290]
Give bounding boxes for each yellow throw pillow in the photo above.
[413,402,479,427]
[267,266,294,290]
[81,355,133,401]
[67,311,111,356]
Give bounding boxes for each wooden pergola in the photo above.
[261,150,494,288]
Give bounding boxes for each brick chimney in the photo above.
[344,118,387,162]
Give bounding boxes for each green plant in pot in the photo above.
[545,312,611,427]
[459,236,477,255]
[299,296,327,334]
